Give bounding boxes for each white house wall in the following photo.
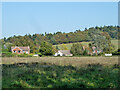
[54,51,63,56]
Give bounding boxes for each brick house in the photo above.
[82,45,93,55]
[83,45,102,55]
[11,46,30,54]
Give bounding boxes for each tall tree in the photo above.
[39,41,54,56]
[70,43,84,56]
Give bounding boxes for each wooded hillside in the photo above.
[1,25,119,53]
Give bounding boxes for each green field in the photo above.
[53,40,119,50]
[53,41,91,50]
[111,40,119,50]
[2,57,119,88]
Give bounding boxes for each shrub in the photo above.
[112,48,120,55]
[2,52,17,57]
[38,53,42,57]
[27,54,33,57]
[3,63,119,88]
[70,43,84,56]
[39,41,54,56]
[17,53,33,57]
[83,49,88,56]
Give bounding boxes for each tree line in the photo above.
[1,25,119,54]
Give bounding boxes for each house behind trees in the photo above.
[54,50,73,56]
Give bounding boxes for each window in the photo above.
[26,51,28,54]
[14,50,16,53]
[18,50,21,53]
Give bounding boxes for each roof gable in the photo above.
[11,46,30,51]
[59,50,72,55]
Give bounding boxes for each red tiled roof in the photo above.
[11,46,30,51]
[83,45,93,53]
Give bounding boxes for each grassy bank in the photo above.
[2,62,119,88]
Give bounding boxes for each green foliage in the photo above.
[60,44,68,50]
[56,46,59,50]
[17,53,33,57]
[1,42,14,52]
[38,53,42,57]
[2,63,119,88]
[39,42,54,56]
[83,49,88,56]
[1,25,119,53]
[70,43,84,56]
[2,52,17,57]
[88,29,114,53]
[112,48,120,55]
[2,52,33,57]
[111,40,119,51]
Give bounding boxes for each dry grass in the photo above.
[2,56,118,67]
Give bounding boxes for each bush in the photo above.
[112,48,120,55]
[17,53,33,57]
[83,49,88,56]
[39,41,54,56]
[70,43,84,56]
[38,53,42,57]
[2,63,119,88]
[2,52,17,57]
[2,52,33,57]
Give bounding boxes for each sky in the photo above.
[2,2,118,38]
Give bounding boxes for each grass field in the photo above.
[2,40,119,88]
[111,40,119,50]
[2,57,119,88]
[53,40,119,50]
[53,41,91,50]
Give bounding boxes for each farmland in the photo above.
[111,39,119,50]
[2,57,118,66]
[53,39,119,50]
[53,41,90,50]
[2,57,119,88]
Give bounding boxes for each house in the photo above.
[82,45,93,55]
[54,50,73,56]
[11,46,30,54]
[83,45,102,55]
[92,46,102,55]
